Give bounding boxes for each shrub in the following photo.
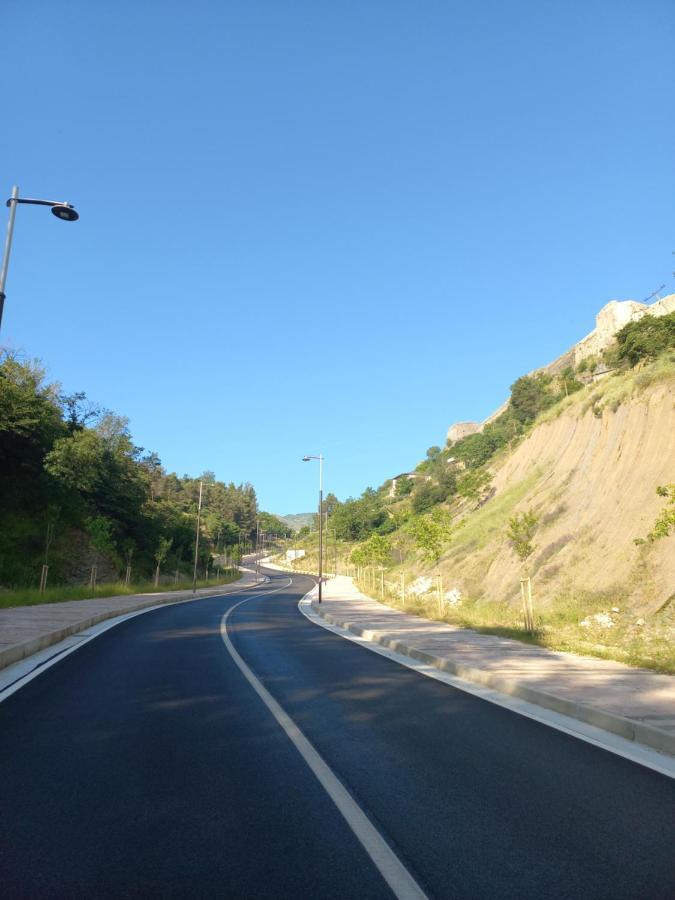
[559,366,584,396]
[395,476,414,497]
[510,373,556,423]
[457,469,492,502]
[411,480,445,514]
[616,311,675,367]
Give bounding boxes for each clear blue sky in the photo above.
[3,1,674,515]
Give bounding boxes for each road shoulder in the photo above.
[299,576,675,769]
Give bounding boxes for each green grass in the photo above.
[0,570,241,609]
[446,467,543,557]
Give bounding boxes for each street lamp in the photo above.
[302,454,324,603]
[0,185,79,333]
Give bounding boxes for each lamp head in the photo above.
[51,203,79,222]
[302,456,311,462]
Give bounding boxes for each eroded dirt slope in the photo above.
[443,379,675,612]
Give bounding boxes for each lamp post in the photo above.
[1,185,79,333]
[302,454,324,603]
[256,519,260,582]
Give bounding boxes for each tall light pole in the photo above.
[192,481,203,594]
[302,454,324,603]
[1,185,79,333]
[255,519,260,582]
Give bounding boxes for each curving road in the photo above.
[1,570,673,899]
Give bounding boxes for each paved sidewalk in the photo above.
[310,576,675,757]
[0,570,262,671]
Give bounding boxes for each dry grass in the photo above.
[355,578,675,673]
[537,351,675,424]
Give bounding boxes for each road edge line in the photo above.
[298,591,675,779]
[220,580,429,900]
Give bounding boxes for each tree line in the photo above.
[0,351,285,588]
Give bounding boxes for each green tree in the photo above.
[360,534,392,566]
[257,511,292,538]
[616,311,675,366]
[330,490,388,540]
[407,510,454,563]
[635,484,675,544]
[86,515,117,585]
[451,432,499,469]
[395,476,415,497]
[509,374,554,424]
[559,366,583,397]
[507,509,538,564]
[154,536,173,586]
[411,480,445,514]
[456,469,492,503]
[507,509,539,632]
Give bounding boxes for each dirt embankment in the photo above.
[443,379,675,613]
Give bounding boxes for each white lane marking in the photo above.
[220,579,428,900]
[0,578,272,703]
[298,594,675,781]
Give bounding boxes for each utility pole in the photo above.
[256,519,260,581]
[192,480,203,594]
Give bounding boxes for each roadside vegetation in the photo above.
[0,569,241,610]
[0,350,290,594]
[274,311,675,672]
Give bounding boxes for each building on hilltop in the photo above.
[444,295,675,445]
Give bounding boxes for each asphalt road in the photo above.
[1,570,673,899]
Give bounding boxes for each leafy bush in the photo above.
[559,366,584,395]
[635,484,675,544]
[407,509,455,563]
[510,373,556,423]
[350,533,392,567]
[330,489,389,540]
[577,354,599,374]
[615,311,675,367]
[411,480,445,514]
[457,469,492,502]
[452,431,498,469]
[395,476,415,497]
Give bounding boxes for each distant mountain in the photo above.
[277,512,314,531]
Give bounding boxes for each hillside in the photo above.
[278,512,315,531]
[278,302,675,670]
[439,369,675,612]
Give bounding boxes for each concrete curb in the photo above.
[310,600,675,759]
[0,578,253,672]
